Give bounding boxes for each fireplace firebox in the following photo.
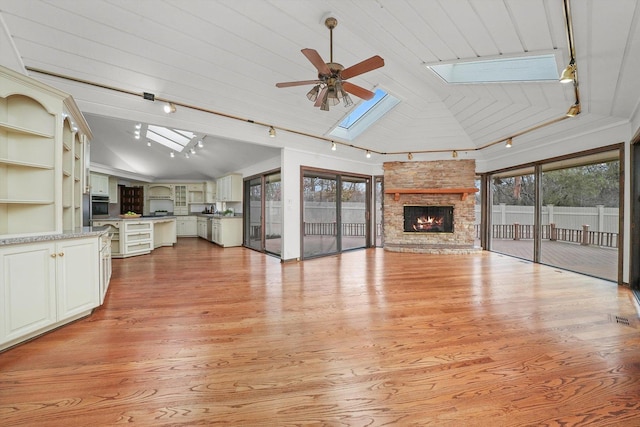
[403,205,454,233]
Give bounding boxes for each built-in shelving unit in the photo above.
[0,66,94,237]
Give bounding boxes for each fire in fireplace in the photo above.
[404,205,454,233]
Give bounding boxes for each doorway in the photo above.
[243,170,282,257]
[301,168,371,259]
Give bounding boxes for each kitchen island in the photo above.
[92,216,177,258]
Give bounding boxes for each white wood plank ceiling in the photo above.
[0,0,638,180]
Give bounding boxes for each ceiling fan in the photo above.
[275,16,384,111]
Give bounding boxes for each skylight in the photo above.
[146,125,195,152]
[328,89,399,141]
[427,54,559,84]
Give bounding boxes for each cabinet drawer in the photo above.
[126,242,152,254]
[127,232,152,242]
[124,221,152,232]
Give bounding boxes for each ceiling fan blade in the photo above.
[276,80,321,88]
[341,55,385,80]
[314,87,328,107]
[342,81,375,100]
[301,48,331,76]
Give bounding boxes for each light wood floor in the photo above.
[1,238,639,426]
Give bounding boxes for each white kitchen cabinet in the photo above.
[211,217,242,247]
[197,217,208,239]
[0,236,100,351]
[0,65,90,238]
[176,216,197,236]
[216,174,242,202]
[90,173,109,196]
[174,185,188,215]
[108,176,118,203]
[123,221,154,256]
[205,181,216,203]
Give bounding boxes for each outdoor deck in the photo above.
[487,239,618,282]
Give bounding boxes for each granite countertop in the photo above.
[0,227,109,246]
[94,215,177,221]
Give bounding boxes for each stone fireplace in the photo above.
[383,159,479,254]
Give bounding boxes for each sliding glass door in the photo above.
[540,153,619,281]
[302,169,371,259]
[486,146,622,282]
[243,170,282,256]
[245,176,262,251]
[489,167,536,262]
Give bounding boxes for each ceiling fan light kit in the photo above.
[276,17,384,111]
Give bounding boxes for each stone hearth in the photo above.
[383,160,480,254]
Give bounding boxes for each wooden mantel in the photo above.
[384,187,479,201]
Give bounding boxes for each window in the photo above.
[328,89,399,141]
[427,54,560,84]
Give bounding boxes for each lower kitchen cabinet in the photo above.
[0,236,100,351]
[197,217,208,239]
[211,217,242,247]
[176,216,197,237]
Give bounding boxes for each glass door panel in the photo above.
[341,176,368,251]
[264,172,282,256]
[245,177,262,251]
[375,176,383,247]
[490,167,535,262]
[303,173,337,258]
[541,153,619,281]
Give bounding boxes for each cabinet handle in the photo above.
[58,252,64,257]
[50,253,57,258]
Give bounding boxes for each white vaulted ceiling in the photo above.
[0,0,638,181]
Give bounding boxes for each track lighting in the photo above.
[408,152,413,160]
[163,102,176,114]
[184,153,190,159]
[170,151,175,158]
[135,123,141,129]
[269,126,276,138]
[505,138,512,148]
[134,131,140,140]
[566,103,581,117]
[197,139,204,148]
[190,147,196,154]
[452,150,458,158]
[560,62,576,84]
[331,141,337,151]
[366,150,371,159]
[147,141,151,147]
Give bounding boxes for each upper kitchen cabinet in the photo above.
[205,181,216,203]
[90,173,109,196]
[217,174,242,202]
[0,65,91,237]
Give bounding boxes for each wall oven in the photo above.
[91,195,110,217]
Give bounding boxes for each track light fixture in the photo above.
[197,139,204,148]
[147,141,151,147]
[366,150,371,159]
[408,152,413,160]
[190,147,196,154]
[560,61,576,84]
[269,126,276,138]
[170,151,175,158]
[505,138,513,148]
[331,141,337,151]
[163,102,176,114]
[452,150,458,158]
[566,103,581,117]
